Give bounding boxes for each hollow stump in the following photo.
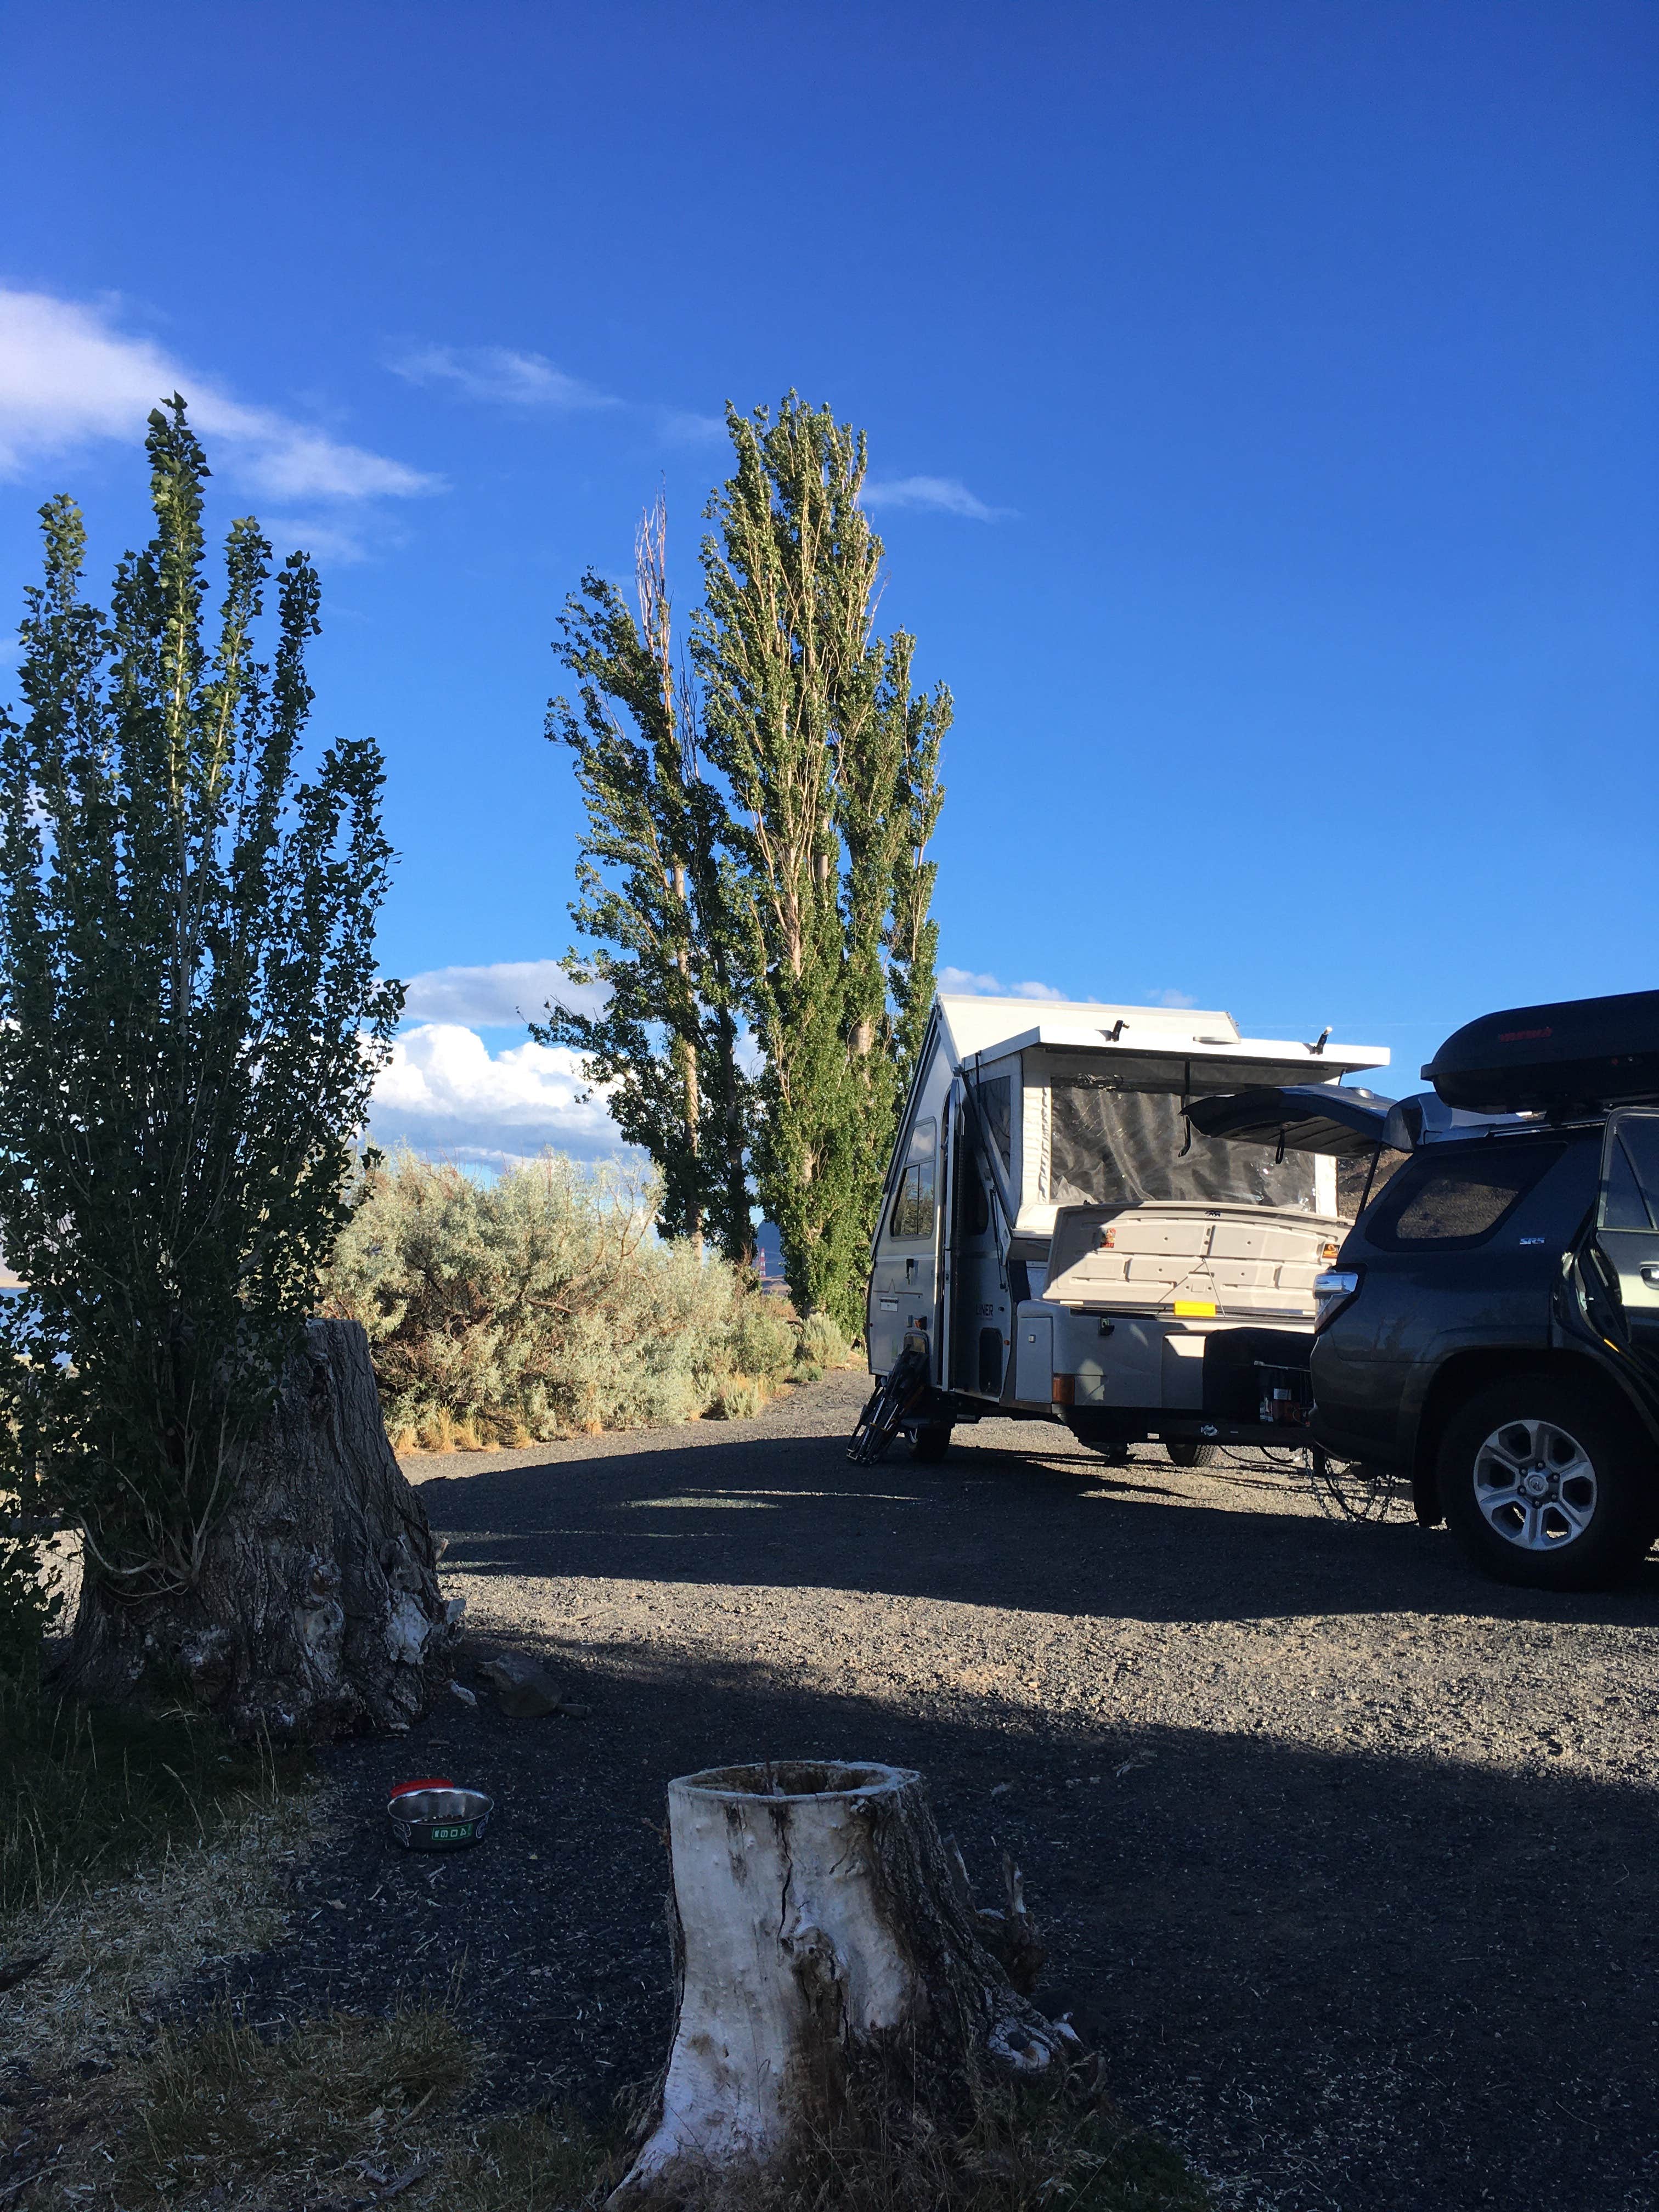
[59,1318,456,1741]
[613,1760,1078,2205]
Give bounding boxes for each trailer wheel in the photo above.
[1165,1440,1219,1469]
[908,1425,952,1464]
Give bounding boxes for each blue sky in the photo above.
[1,1,1654,1166]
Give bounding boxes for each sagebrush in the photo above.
[322,1150,842,1449]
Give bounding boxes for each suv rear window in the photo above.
[1365,1143,1565,1251]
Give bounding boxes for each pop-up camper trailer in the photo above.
[856,995,1389,1463]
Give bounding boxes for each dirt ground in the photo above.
[204,1371,1659,2211]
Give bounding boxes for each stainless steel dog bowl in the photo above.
[387,1785,493,1851]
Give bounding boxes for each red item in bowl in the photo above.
[389,1777,455,1800]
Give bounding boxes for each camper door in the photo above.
[868,1113,943,1377]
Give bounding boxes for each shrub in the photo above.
[0,1531,58,1689]
[323,1150,777,1445]
[0,1448,61,1688]
[712,1375,770,1422]
[730,1298,797,1384]
[797,1310,854,1372]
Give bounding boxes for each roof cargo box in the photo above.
[1424,990,1659,1115]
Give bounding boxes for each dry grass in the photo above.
[1,1686,321,2078]
[23,2027,1204,2212]
[710,1372,773,1421]
[110,2000,481,2200]
[15,2002,623,2210]
[631,2092,1212,2212]
[2,1783,317,2082]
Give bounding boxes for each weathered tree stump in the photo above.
[59,1319,456,1741]
[613,1760,1078,2204]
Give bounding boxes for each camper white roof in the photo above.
[935,994,1389,1079]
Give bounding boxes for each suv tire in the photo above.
[1438,1376,1658,1590]
[908,1424,952,1464]
[1165,1440,1218,1469]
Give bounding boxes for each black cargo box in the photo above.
[1424,990,1659,1115]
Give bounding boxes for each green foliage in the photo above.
[729,1297,797,1384]
[549,403,948,1334]
[323,1150,794,1447]
[696,397,949,1335]
[0,401,401,1599]
[797,1309,854,1373]
[0,1447,61,1686]
[539,498,754,1262]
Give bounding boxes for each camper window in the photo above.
[1602,1116,1659,1232]
[978,1076,1012,1171]
[1048,1080,1316,1211]
[891,1119,938,1241]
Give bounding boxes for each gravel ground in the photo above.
[211,1371,1659,2211]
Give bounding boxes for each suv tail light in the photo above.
[1313,1267,1362,1332]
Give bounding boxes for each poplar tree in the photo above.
[698,398,949,1331]
[0,400,402,1635]
[538,497,753,1261]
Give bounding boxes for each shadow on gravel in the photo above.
[417,1425,1659,1632]
[214,1638,1659,2212]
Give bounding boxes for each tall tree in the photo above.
[537,496,754,1262]
[697,397,949,1331]
[0,400,440,1730]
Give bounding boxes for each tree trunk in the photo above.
[58,1319,457,1741]
[612,1760,1077,2205]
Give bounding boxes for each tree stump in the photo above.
[58,1319,457,1741]
[613,1760,1078,2205]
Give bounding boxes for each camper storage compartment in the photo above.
[1203,1328,1313,1425]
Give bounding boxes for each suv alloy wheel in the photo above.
[1438,1377,1659,1590]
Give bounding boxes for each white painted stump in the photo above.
[612,1760,1075,2205]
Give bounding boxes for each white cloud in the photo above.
[390,344,618,411]
[0,290,438,502]
[655,407,726,446]
[862,475,1003,521]
[260,515,375,566]
[1147,988,1199,1008]
[368,1023,627,1169]
[398,958,607,1029]
[938,967,1067,1001]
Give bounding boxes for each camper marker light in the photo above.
[1173,1300,1216,1317]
